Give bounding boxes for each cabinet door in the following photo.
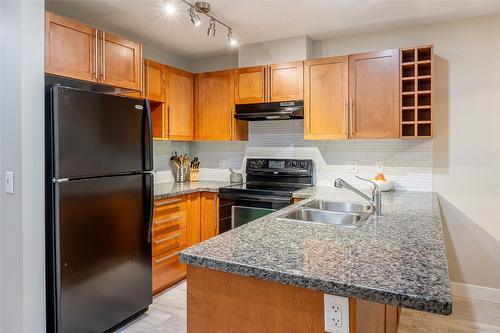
[200,192,218,241]
[151,102,166,140]
[100,32,142,91]
[348,49,400,139]
[269,61,304,102]
[234,66,266,104]
[144,59,166,102]
[304,56,348,140]
[168,67,194,141]
[45,11,97,82]
[186,193,201,247]
[194,70,234,141]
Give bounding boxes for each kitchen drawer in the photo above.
[154,196,187,221]
[152,213,186,238]
[152,228,187,256]
[152,247,186,294]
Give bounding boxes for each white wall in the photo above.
[143,44,191,72]
[189,51,238,73]
[0,1,45,332]
[313,14,500,289]
[238,35,311,67]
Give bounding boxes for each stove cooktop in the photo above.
[219,182,311,197]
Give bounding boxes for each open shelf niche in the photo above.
[400,45,433,138]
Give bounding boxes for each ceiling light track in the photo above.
[165,0,237,46]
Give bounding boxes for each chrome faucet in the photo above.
[334,176,382,216]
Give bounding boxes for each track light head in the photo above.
[164,1,176,15]
[188,7,201,27]
[207,18,216,37]
[227,29,238,47]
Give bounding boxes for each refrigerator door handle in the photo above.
[144,99,153,171]
[145,172,154,243]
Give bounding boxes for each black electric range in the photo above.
[218,158,314,232]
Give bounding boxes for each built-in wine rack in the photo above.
[400,45,433,138]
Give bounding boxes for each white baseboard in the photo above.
[451,282,500,304]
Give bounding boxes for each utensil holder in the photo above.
[171,162,189,183]
[188,168,199,182]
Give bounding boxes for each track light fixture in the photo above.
[165,0,238,47]
[188,6,201,26]
[207,18,216,37]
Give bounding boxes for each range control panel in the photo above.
[247,158,314,171]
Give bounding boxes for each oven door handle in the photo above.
[219,194,292,203]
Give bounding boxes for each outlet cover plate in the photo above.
[345,161,358,174]
[324,294,349,333]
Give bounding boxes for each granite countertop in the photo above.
[154,180,231,200]
[180,186,452,315]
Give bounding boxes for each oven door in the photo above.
[219,193,292,231]
[232,206,275,229]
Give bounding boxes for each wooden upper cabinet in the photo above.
[269,61,304,102]
[234,66,267,104]
[45,11,97,82]
[144,59,166,102]
[348,49,400,139]
[100,32,142,91]
[45,12,142,91]
[304,56,349,140]
[167,66,194,141]
[195,70,237,141]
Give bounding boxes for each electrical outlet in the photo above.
[324,294,349,333]
[376,161,384,173]
[345,161,358,174]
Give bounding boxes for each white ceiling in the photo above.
[46,0,500,60]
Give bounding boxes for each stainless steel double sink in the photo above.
[278,200,373,227]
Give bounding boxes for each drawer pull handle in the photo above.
[155,233,182,244]
[154,216,180,225]
[155,198,182,207]
[154,251,180,264]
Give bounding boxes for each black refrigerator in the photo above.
[45,85,154,333]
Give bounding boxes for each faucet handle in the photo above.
[355,175,380,193]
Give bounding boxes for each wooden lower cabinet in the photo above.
[187,265,400,333]
[200,192,219,241]
[152,249,186,295]
[152,192,218,294]
[152,195,188,294]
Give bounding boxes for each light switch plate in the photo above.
[376,161,384,173]
[324,294,349,333]
[5,171,14,194]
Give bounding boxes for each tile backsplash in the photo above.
[158,120,433,191]
[153,141,190,183]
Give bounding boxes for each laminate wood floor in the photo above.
[118,281,500,333]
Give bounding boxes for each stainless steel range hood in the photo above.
[234,101,304,121]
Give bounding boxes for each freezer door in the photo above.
[52,174,153,333]
[48,85,153,179]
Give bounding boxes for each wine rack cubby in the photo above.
[400,45,433,138]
